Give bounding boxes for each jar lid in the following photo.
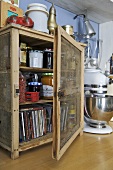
[27,3,47,11]
[42,73,53,76]
[44,49,53,52]
[28,82,42,85]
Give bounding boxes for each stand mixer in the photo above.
[83,39,113,134]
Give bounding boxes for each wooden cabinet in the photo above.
[0,24,84,160]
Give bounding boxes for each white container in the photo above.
[84,68,109,85]
[27,3,47,11]
[29,51,43,68]
[25,3,49,33]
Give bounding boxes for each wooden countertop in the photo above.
[0,122,113,170]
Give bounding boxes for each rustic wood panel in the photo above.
[0,110,11,147]
[0,32,11,148]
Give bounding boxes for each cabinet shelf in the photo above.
[19,133,52,152]
[19,99,53,105]
[20,66,53,73]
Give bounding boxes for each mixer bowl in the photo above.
[84,96,113,122]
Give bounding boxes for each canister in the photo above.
[28,82,42,92]
[25,3,49,33]
[41,73,53,86]
[62,25,74,35]
[43,49,53,69]
[41,73,53,98]
[29,50,43,68]
[19,43,27,66]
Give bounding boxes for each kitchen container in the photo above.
[62,25,75,39]
[0,1,23,27]
[41,73,53,99]
[84,96,113,122]
[19,43,27,66]
[84,68,109,85]
[29,50,43,68]
[25,3,49,33]
[62,25,74,35]
[43,49,53,69]
[25,92,40,102]
[28,82,42,92]
[41,73,53,86]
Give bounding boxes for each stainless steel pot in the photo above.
[84,96,113,122]
[62,25,74,35]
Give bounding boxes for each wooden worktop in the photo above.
[1,123,113,170]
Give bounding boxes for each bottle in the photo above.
[19,72,26,103]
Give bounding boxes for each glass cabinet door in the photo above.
[52,26,84,160]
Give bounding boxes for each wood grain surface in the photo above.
[1,129,113,170]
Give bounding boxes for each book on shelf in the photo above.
[45,105,53,133]
[19,111,26,141]
[60,105,68,132]
[31,110,36,139]
[34,109,40,138]
[19,105,53,142]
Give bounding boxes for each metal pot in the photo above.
[84,96,113,122]
[62,25,74,35]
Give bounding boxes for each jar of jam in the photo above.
[41,73,53,86]
[41,73,53,99]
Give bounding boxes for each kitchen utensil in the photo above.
[7,15,34,27]
[84,96,113,122]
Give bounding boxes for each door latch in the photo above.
[58,89,65,99]
[14,84,19,98]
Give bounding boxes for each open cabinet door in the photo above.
[52,26,85,160]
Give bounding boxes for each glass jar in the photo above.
[41,73,53,99]
[19,43,27,66]
[41,73,53,86]
[28,82,42,92]
[43,49,53,69]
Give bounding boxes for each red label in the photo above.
[10,6,16,12]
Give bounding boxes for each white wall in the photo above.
[99,21,113,71]
[19,0,99,40]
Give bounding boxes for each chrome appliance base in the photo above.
[84,122,113,134]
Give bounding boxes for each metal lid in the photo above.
[42,73,53,76]
[28,82,42,85]
[62,25,73,29]
[27,3,47,10]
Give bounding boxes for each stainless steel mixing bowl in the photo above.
[84,96,113,122]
